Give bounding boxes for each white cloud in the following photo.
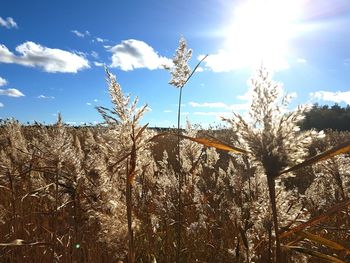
[163,110,172,113]
[93,99,98,102]
[71,30,84,37]
[189,101,249,111]
[66,121,77,125]
[0,76,7,86]
[71,30,90,38]
[310,91,350,105]
[0,88,25,97]
[96,37,107,43]
[189,102,228,108]
[91,51,99,59]
[200,51,289,72]
[93,61,104,67]
[0,42,90,73]
[37,95,55,99]
[236,89,252,101]
[195,66,204,72]
[0,102,3,107]
[0,16,17,29]
[108,39,172,71]
[193,111,232,118]
[86,102,92,106]
[297,58,307,63]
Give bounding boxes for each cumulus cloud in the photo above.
[108,39,172,71]
[0,16,17,29]
[0,42,90,73]
[0,76,7,86]
[37,95,55,99]
[0,88,25,97]
[310,90,350,105]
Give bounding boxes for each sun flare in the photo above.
[224,0,302,70]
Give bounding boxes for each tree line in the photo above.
[300,103,350,131]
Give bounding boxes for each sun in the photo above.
[224,0,302,70]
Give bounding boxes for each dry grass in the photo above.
[1,45,350,262]
[0,122,349,262]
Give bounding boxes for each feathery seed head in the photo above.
[225,67,321,177]
[167,37,192,89]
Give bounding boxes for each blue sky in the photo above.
[1,0,350,127]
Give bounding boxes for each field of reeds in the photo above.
[1,38,350,263]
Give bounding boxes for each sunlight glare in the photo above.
[225,0,302,71]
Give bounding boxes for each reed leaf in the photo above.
[280,140,350,175]
[295,231,350,254]
[153,132,247,154]
[135,123,149,141]
[280,199,350,239]
[284,245,344,263]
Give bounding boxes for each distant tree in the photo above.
[300,103,350,131]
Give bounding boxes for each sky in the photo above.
[1,0,350,127]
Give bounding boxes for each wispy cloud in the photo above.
[0,16,17,29]
[91,51,99,59]
[86,102,92,106]
[0,102,3,107]
[66,121,77,125]
[193,111,232,118]
[163,110,172,113]
[0,76,7,86]
[108,39,172,71]
[95,37,108,43]
[343,58,350,67]
[310,90,350,105]
[0,88,25,97]
[71,30,90,38]
[189,101,249,111]
[0,42,90,73]
[297,58,307,63]
[37,94,55,99]
[93,61,104,67]
[189,102,228,108]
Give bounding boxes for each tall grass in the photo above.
[166,37,207,263]
[0,39,350,263]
